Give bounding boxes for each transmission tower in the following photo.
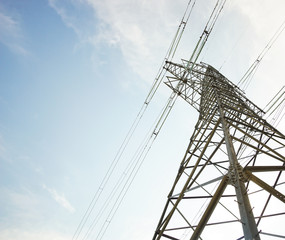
[152,60,285,240]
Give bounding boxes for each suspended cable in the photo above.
[72,2,197,240]
[140,0,229,234]
[238,17,285,90]
[201,0,233,64]
[71,108,144,240]
[185,0,227,72]
[74,1,228,239]
[219,0,268,71]
[229,19,285,169]
[262,85,285,127]
[270,102,285,128]
[265,88,285,115]
[275,109,285,127]
[82,113,159,239]
[242,62,260,91]
[96,135,157,240]
[218,29,245,71]
[264,86,284,112]
[85,96,172,239]
[85,2,228,232]
[81,170,126,240]
[170,1,196,60]
[144,0,196,106]
[236,86,285,169]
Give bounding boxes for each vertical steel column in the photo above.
[216,91,261,240]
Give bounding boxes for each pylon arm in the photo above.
[190,175,229,240]
[245,170,285,204]
[244,166,285,172]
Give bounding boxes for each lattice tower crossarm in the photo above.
[152,60,285,240]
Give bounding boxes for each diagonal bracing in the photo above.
[152,60,285,240]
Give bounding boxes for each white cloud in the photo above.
[85,0,186,82]
[0,12,19,37]
[48,0,285,105]
[48,0,184,83]
[48,0,81,37]
[43,184,75,213]
[0,8,28,55]
[48,0,98,43]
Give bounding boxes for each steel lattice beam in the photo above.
[152,60,285,240]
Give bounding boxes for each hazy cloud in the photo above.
[43,184,75,213]
[0,8,28,55]
[48,0,97,43]
[48,0,183,83]
[48,0,285,101]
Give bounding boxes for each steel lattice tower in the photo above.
[152,60,285,240]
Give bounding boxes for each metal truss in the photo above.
[152,60,285,240]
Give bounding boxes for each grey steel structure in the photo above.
[152,60,285,239]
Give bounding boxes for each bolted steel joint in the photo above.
[228,163,249,185]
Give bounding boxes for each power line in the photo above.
[72,1,196,239]
[238,17,285,90]
[81,1,227,238]
[264,86,285,126]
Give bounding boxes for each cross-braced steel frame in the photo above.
[152,60,285,240]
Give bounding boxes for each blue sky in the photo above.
[0,0,285,240]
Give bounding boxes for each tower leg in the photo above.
[190,176,229,240]
[234,174,260,240]
[217,95,261,240]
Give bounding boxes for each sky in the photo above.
[0,0,285,240]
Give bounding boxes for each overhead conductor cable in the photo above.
[238,17,285,90]
[84,0,228,239]
[72,1,196,240]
